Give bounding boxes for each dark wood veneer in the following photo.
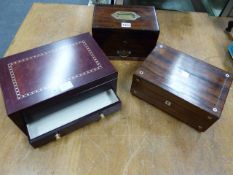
[0,33,121,147]
[92,5,160,60]
[131,44,232,131]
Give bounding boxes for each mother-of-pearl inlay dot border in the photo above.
[7,40,103,100]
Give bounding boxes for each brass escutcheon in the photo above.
[112,11,140,21]
[165,100,172,107]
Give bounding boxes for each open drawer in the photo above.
[24,89,121,147]
[0,33,121,148]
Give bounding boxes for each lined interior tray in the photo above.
[25,89,119,140]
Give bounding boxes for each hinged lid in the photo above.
[135,44,232,117]
[93,5,159,31]
[0,33,117,115]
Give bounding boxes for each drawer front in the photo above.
[92,29,159,59]
[131,76,218,131]
[25,89,121,147]
[29,112,101,148]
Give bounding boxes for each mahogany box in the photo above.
[92,5,160,60]
[0,33,121,147]
[130,44,232,131]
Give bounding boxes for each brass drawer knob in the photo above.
[55,133,61,140]
[117,50,131,58]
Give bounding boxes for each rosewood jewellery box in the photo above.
[0,33,121,147]
[92,5,160,60]
[131,44,232,131]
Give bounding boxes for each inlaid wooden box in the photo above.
[131,44,232,131]
[92,5,160,60]
[0,33,121,147]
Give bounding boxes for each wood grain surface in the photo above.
[92,5,159,59]
[0,3,233,175]
[92,5,159,30]
[131,44,232,131]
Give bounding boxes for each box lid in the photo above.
[0,33,117,115]
[92,5,159,32]
[135,44,232,117]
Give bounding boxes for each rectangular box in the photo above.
[131,44,232,131]
[92,5,160,60]
[0,33,121,147]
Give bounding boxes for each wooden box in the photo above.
[130,44,232,131]
[0,33,121,147]
[92,5,160,60]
